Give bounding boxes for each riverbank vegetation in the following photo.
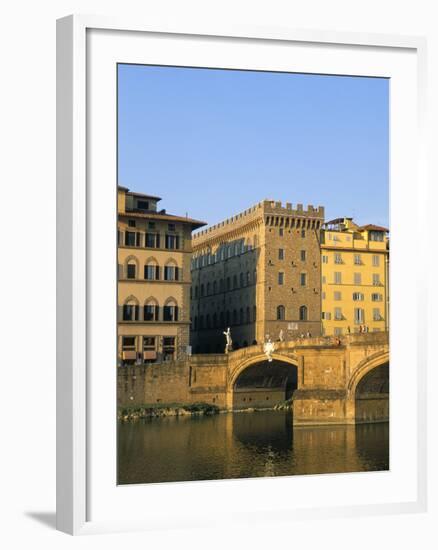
[118,402,220,421]
[273,397,294,411]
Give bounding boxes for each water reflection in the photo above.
[118,411,389,485]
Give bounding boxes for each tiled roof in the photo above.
[119,210,207,229]
[358,224,389,232]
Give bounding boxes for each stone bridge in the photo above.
[118,332,389,425]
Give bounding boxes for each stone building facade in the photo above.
[190,200,325,353]
[118,186,206,364]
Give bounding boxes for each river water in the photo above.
[118,410,389,485]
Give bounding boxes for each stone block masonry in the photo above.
[118,332,389,425]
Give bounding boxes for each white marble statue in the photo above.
[263,335,276,362]
[223,327,232,354]
[279,329,284,342]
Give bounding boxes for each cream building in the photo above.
[118,186,206,364]
[190,200,325,353]
[320,217,389,336]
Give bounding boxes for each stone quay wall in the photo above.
[117,354,229,409]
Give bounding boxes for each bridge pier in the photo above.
[292,389,354,426]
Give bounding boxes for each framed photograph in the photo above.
[57,15,427,535]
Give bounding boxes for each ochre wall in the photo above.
[118,333,389,425]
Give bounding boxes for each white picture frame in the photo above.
[56,15,428,535]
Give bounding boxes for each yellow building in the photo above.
[320,218,389,336]
[118,186,206,364]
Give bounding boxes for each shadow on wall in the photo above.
[190,238,260,354]
[355,362,389,423]
[233,359,298,409]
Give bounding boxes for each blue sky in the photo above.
[118,64,389,228]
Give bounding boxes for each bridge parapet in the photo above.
[226,331,388,358]
[117,332,389,424]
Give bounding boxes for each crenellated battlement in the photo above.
[192,199,325,244]
[192,201,264,241]
[262,199,325,218]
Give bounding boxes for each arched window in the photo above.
[123,296,139,321]
[144,257,160,280]
[163,298,179,322]
[299,305,308,321]
[144,297,159,321]
[277,305,285,320]
[125,256,139,280]
[164,259,179,281]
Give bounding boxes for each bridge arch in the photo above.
[228,351,299,410]
[347,350,389,423]
[347,350,389,396]
[228,351,299,390]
